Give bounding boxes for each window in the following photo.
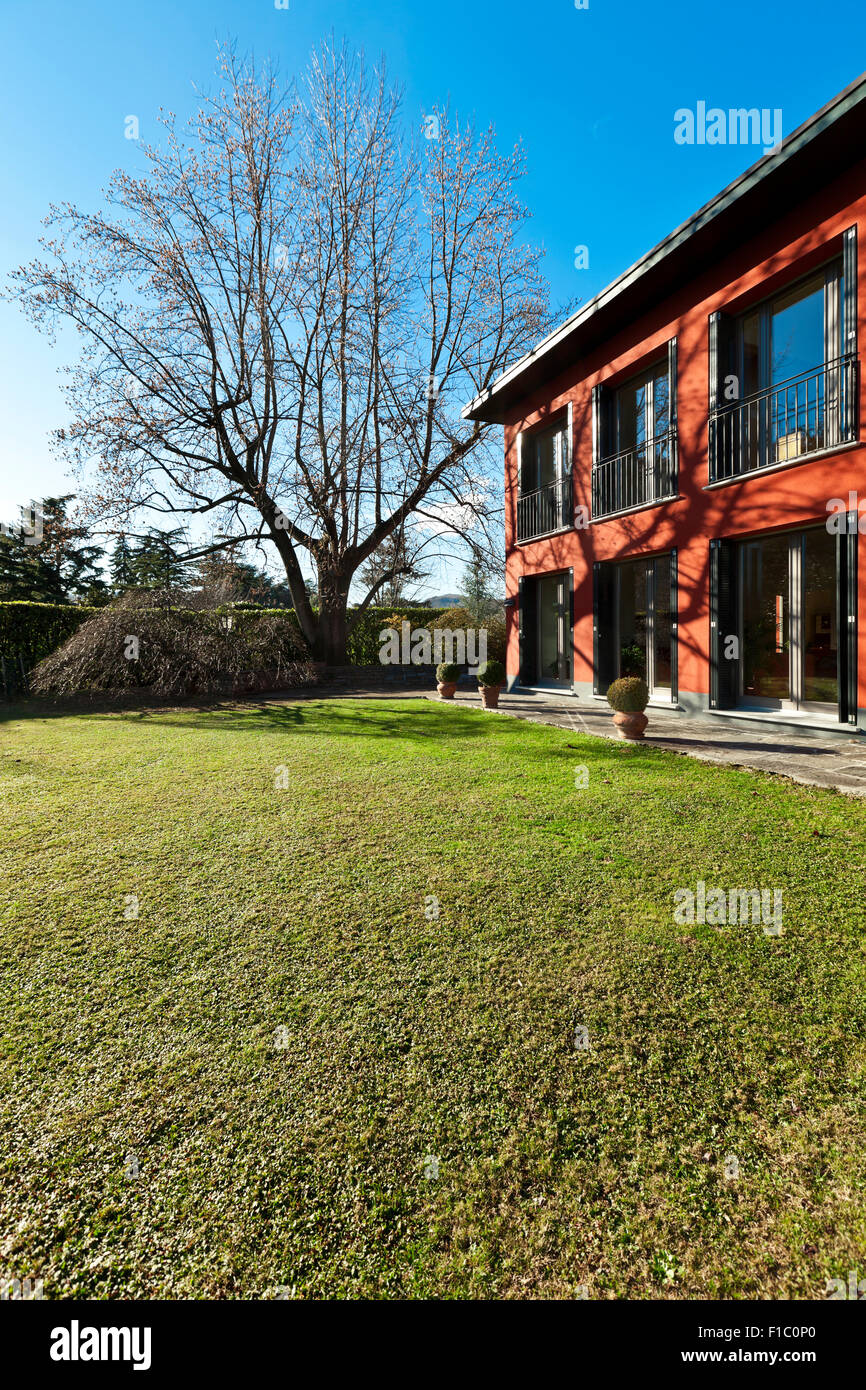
[739,527,839,712]
[592,342,677,518]
[710,236,858,481]
[516,418,572,541]
[520,420,569,492]
[711,522,858,723]
[615,362,670,455]
[594,553,676,699]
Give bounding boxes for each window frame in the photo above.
[594,551,677,701]
[733,258,844,399]
[612,358,670,457]
[518,416,570,496]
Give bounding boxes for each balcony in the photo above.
[709,355,858,483]
[516,477,572,543]
[591,429,678,520]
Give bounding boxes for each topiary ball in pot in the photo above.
[476,658,505,710]
[606,676,649,740]
[436,661,460,700]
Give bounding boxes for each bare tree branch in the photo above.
[7,40,552,659]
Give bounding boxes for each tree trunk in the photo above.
[314,568,350,663]
[314,602,349,664]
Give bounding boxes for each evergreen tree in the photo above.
[109,535,135,593]
[460,549,496,622]
[195,552,286,606]
[0,496,107,604]
[126,528,191,590]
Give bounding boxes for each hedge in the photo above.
[345,607,449,664]
[0,601,460,670]
[0,602,101,669]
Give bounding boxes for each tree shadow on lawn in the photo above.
[0,694,521,745]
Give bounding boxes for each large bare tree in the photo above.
[9,42,550,661]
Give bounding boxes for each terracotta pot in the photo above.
[612,709,648,740]
[437,681,458,700]
[479,684,502,710]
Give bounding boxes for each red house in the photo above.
[464,76,866,736]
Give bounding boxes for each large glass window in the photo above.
[615,363,669,453]
[738,527,838,712]
[592,345,677,517]
[610,553,673,697]
[741,534,791,702]
[734,263,844,469]
[517,419,572,541]
[520,420,568,492]
[771,275,826,385]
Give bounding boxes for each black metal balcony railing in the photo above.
[516,476,572,543]
[709,354,858,483]
[591,429,678,520]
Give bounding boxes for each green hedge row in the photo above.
[0,602,101,668]
[0,601,455,670]
[345,607,449,664]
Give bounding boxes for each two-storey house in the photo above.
[464,76,866,736]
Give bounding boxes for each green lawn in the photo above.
[1,697,864,1299]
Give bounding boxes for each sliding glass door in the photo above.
[740,532,791,703]
[738,527,838,713]
[536,572,572,685]
[595,553,675,699]
[518,571,573,687]
[802,528,839,708]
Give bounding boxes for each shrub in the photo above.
[606,676,649,713]
[4,599,455,672]
[436,662,460,683]
[476,659,505,688]
[482,612,506,665]
[429,605,474,631]
[429,605,505,665]
[30,593,314,700]
[347,606,448,664]
[0,601,98,668]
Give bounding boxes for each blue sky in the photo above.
[1,0,865,586]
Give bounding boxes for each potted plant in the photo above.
[606,676,650,740]
[436,661,460,700]
[476,659,505,710]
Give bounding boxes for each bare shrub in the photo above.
[30,591,314,700]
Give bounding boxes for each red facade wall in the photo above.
[504,161,866,711]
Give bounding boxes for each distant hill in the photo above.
[417,593,463,608]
